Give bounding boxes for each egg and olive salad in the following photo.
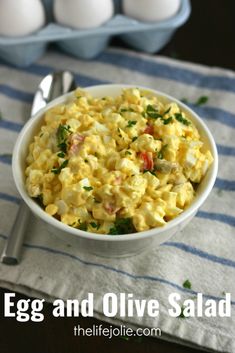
[25,88,213,234]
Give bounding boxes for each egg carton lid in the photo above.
[0,0,190,45]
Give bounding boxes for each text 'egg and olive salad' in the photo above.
[25,88,213,235]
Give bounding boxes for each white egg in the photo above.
[123,0,181,22]
[54,0,114,29]
[0,0,46,37]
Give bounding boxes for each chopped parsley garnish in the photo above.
[162,116,173,125]
[125,150,132,155]
[57,151,66,158]
[58,142,67,153]
[195,96,209,106]
[57,124,72,153]
[181,96,209,106]
[163,107,171,116]
[33,194,44,208]
[158,144,168,159]
[78,221,88,231]
[181,98,188,104]
[143,170,157,176]
[183,279,192,289]
[51,159,69,174]
[90,222,100,230]
[94,198,101,203]
[146,105,162,119]
[120,336,130,341]
[109,218,136,235]
[178,306,186,319]
[175,113,190,126]
[83,186,93,191]
[157,151,163,159]
[132,136,138,142]
[127,120,137,128]
[120,108,134,113]
[145,105,174,125]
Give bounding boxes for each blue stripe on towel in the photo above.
[215,178,235,191]
[217,144,235,156]
[0,119,22,132]
[1,61,235,129]
[96,51,235,93]
[0,232,233,304]
[0,84,33,103]
[0,192,20,204]
[1,86,235,130]
[27,63,107,87]
[191,105,235,129]
[163,242,235,269]
[0,61,107,88]
[0,154,11,165]
[31,64,107,87]
[2,51,235,93]
[197,211,235,227]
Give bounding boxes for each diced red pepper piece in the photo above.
[144,124,154,135]
[104,201,120,214]
[69,133,85,154]
[139,152,154,171]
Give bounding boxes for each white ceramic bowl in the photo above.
[12,84,218,257]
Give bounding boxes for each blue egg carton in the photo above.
[0,0,190,67]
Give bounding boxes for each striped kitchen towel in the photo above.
[0,48,234,352]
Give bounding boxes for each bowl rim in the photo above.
[12,83,218,242]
